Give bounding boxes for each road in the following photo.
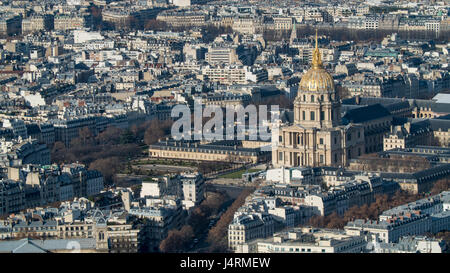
[133,164,197,173]
[206,183,247,199]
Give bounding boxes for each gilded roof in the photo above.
[299,30,335,93]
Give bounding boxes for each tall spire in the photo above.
[312,29,322,69]
[290,20,297,44]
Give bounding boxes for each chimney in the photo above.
[404,122,411,133]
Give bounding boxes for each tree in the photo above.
[97,126,123,145]
[186,191,229,236]
[79,126,94,145]
[89,157,121,185]
[159,225,195,253]
[430,178,450,195]
[120,129,136,144]
[179,225,194,248]
[143,119,173,145]
[188,207,209,236]
[325,212,346,229]
[144,124,164,145]
[202,25,233,43]
[51,141,69,164]
[144,19,168,31]
[159,229,184,253]
[207,188,254,252]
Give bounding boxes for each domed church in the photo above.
[272,31,365,168]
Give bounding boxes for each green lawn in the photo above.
[218,168,261,179]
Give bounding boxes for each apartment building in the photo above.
[180,173,205,210]
[205,46,240,65]
[304,178,382,216]
[0,180,25,215]
[0,164,104,216]
[0,14,21,36]
[0,139,51,168]
[53,15,86,31]
[128,197,183,252]
[272,16,293,31]
[228,212,275,252]
[3,119,27,140]
[232,17,261,34]
[201,65,246,85]
[22,15,53,34]
[157,11,207,27]
[383,121,432,151]
[345,214,432,244]
[52,116,97,147]
[238,227,367,253]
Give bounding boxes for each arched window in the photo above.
[311,95,315,102]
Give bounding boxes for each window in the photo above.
[320,155,324,163]
[310,111,315,121]
[279,136,282,142]
[279,152,283,160]
[320,138,324,145]
[302,111,305,120]
[334,153,338,163]
[320,111,325,121]
[311,95,314,102]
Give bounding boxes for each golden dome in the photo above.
[299,31,335,93]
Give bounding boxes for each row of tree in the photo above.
[430,178,450,196]
[264,25,450,43]
[51,119,173,185]
[206,187,255,252]
[159,191,229,252]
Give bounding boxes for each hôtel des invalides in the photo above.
[272,32,365,168]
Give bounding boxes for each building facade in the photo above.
[273,33,364,168]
